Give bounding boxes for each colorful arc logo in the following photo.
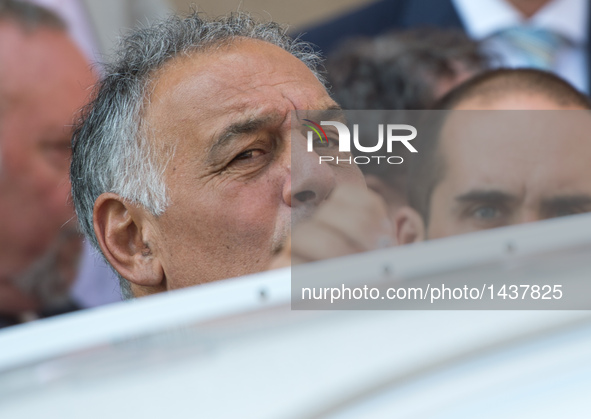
[302,119,328,143]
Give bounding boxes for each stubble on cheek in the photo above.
[270,225,290,255]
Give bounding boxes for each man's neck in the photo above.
[506,0,553,18]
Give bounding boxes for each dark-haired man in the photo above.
[395,69,591,244]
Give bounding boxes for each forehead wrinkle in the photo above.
[148,39,312,105]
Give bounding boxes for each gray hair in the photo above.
[70,12,325,299]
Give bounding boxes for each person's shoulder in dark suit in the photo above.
[296,0,464,55]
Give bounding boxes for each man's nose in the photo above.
[283,133,336,209]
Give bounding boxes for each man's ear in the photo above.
[93,193,164,293]
[395,206,426,245]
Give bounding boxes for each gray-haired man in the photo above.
[71,13,371,299]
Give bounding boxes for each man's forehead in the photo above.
[148,38,321,97]
[438,110,591,188]
[452,91,587,111]
[143,38,333,147]
[441,109,591,146]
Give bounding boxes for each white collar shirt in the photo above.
[452,0,589,92]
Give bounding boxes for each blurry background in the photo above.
[66,0,376,60]
[169,0,372,28]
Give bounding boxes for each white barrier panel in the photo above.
[1,214,591,418]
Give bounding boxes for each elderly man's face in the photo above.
[122,39,363,292]
[0,24,95,280]
[426,94,591,239]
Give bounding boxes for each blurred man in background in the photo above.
[24,0,170,310]
[395,69,591,243]
[0,0,171,320]
[0,0,96,326]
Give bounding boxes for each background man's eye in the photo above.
[473,206,500,219]
[314,138,329,147]
[313,136,339,150]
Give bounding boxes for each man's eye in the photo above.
[232,149,264,162]
[313,138,329,148]
[472,206,501,220]
[314,136,334,146]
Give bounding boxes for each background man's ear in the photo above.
[93,193,165,294]
[395,206,426,245]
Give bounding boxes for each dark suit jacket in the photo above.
[297,0,463,55]
[297,0,591,91]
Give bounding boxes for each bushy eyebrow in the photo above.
[311,104,344,120]
[295,104,344,123]
[208,115,278,161]
[541,195,591,211]
[455,190,519,205]
[454,192,591,218]
[207,103,343,161]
